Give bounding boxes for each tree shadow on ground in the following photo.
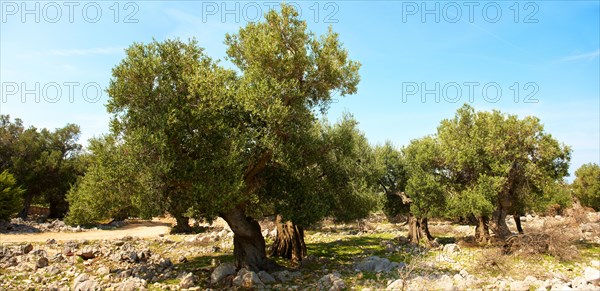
[0,221,41,234]
[141,253,234,288]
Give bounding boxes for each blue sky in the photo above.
[1,1,598,180]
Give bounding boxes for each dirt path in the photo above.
[0,221,172,244]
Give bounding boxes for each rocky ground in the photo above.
[0,211,599,290]
[0,218,127,234]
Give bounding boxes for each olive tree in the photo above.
[573,163,600,210]
[402,136,446,244]
[106,5,361,270]
[438,105,571,242]
[375,138,445,245]
[375,142,410,223]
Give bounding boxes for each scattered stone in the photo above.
[46,265,61,276]
[52,253,66,263]
[272,270,302,283]
[509,280,529,291]
[435,274,454,291]
[571,276,588,290]
[355,256,404,273]
[23,243,33,254]
[35,256,49,269]
[442,243,461,254]
[178,255,188,263]
[258,270,276,284]
[117,277,147,291]
[138,248,152,261]
[77,247,96,260]
[318,272,346,291]
[211,263,236,284]
[73,274,99,291]
[46,238,57,245]
[386,279,405,290]
[96,266,110,276]
[584,267,600,283]
[179,272,197,289]
[232,268,264,288]
[550,284,573,290]
[159,258,173,270]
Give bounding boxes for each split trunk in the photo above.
[407,214,434,244]
[271,215,306,265]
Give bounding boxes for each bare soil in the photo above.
[0,220,171,243]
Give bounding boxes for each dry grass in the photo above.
[503,219,580,261]
[478,247,508,276]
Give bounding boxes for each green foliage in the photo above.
[0,115,84,218]
[65,135,162,225]
[437,104,571,219]
[403,136,446,219]
[0,170,24,221]
[104,4,364,228]
[259,114,379,226]
[374,142,410,220]
[573,163,600,210]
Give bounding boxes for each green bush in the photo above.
[0,170,24,221]
[573,163,600,211]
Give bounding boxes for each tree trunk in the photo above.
[18,193,33,220]
[491,207,512,239]
[407,214,434,245]
[514,214,523,234]
[475,215,490,244]
[420,217,434,241]
[221,206,279,272]
[48,194,68,219]
[271,215,306,265]
[171,214,192,233]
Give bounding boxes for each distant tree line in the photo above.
[0,115,85,220]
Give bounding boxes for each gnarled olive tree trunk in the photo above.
[490,196,513,239]
[475,215,491,244]
[407,214,434,244]
[221,207,279,271]
[171,214,192,233]
[490,208,512,238]
[271,215,306,265]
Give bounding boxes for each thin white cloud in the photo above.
[560,49,600,62]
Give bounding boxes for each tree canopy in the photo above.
[0,170,23,221]
[437,104,571,241]
[573,163,600,211]
[95,4,364,270]
[0,115,84,219]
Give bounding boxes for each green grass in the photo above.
[576,241,600,255]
